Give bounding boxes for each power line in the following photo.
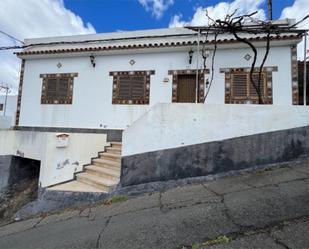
[0,45,23,51]
[0,30,24,44]
[0,20,308,52]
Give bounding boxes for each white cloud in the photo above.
[169,14,187,28]
[138,0,174,19]
[280,0,309,59]
[0,0,96,93]
[169,0,266,27]
[169,0,308,60]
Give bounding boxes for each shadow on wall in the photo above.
[120,125,309,187]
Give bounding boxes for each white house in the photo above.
[14,26,301,129]
[1,22,309,193]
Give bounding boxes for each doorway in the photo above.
[169,69,207,103]
[176,74,197,103]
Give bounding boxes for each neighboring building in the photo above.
[298,61,309,105]
[0,95,17,127]
[1,22,309,194]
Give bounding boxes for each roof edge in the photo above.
[16,34,302,57]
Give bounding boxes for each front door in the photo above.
[176,74,196,103]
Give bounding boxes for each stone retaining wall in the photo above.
[121,125,309,186]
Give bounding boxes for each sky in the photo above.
[63,0,295,31]
[0,0,308,93]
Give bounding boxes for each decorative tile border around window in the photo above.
[110,70,155,105]
[168,69,210,103]
[291,45,299,105]
[220,66,278,104]
[40,73,78,104]
[15,59,26,126]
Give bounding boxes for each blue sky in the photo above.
[64,0,296,32]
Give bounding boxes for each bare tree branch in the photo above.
[203,32,218,103]
[192,11,309,104]
[257,29,271,103]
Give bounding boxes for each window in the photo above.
[221,67,277,104]
[0,104,3,111]
[110,71,154,104]
[232,72,266,101]
[40,73,78,104]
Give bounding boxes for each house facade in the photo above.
[15,28,300,130]
[1,24,309,193]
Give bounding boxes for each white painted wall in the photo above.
[0,117,12,129]
[19,45,293,130]
[0,131,108,187]
[0,95,17,126]
[123,104,309,156]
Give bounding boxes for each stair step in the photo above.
[92,158,120,168]
[91,163,120,171]
[99,152,121,162]
[106,147,122,155]
[76,173,119,192]
[111,142,122,148]
[85,165,120,180]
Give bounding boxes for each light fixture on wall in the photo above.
[188,49,194,64]
[90,55,96,67]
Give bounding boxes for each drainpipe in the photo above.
[304,31,307,106]
[196,29,200,103]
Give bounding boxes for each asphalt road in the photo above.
[0,161,309,249]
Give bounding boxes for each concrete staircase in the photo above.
[75,142,122,192]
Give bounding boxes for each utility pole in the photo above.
[268,0,273,20]
[304,32,307,106]
[4,87,8,116]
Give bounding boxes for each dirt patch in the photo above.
[0,178,38,226]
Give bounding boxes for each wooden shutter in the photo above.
[46,78,57,99]
[118,76,145,100]
[249,73,265,97]
[232,74,247,98]
[130,76,145,99]
[118,76,132,99]
[111,70,154,104]
[41,73,77,104]
[58,78,69,99]
[225,68,273,104]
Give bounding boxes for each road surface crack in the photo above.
[269,235,292,249]
[95,216,112,248]
[31,216,45,228]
